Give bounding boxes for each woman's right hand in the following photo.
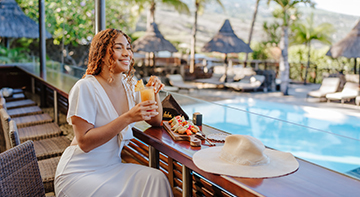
[126,100,159,122]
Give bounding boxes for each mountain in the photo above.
[135,0,359,50]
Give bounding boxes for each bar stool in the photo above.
[0,97,43,120]
[9,120,62,194]
[0,90,36,109]
[1,88,26,102]
[1,109,70,160]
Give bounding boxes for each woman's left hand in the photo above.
[146,76,165,94]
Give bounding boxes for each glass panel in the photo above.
[15,67,359,180]
[18,63,78,93]
[160,91,360,180]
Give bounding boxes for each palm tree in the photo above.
[267,0,313,95]
[263,21,281,45]
[133,0,190,30]
[189,0,224,73]
[244,0,261,66]
[291,13,334,84]
[131,0,189,69]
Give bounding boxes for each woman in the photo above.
[55,28,173,197]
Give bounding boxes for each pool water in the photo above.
[180,97,360,180]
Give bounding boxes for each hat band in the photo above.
[220,152,270,166]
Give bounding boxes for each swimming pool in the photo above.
[173,95,360,180]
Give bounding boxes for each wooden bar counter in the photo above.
[133,121,360,197]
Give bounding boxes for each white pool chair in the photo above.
[307,77,340,99]
[224,75,265,92]
[326,82,359,104]
[355,95,360,106]
[166,74,198,91]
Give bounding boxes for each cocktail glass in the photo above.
[140,86,155,112]
[140,86,155,102]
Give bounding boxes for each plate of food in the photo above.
[163,115,214,146]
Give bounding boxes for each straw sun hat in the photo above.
[193,135,299,178]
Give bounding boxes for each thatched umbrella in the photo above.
[133,22,177,70]
[201,19,252,82]
[326,20,360,84]
[133,23,177,53]
[0,0,52,47]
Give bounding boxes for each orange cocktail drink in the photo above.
[140,86,155,102]
[140,86,155,112]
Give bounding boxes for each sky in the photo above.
[314,0,360,16]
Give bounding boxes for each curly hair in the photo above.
[83,28,135,84]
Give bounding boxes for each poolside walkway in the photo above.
[178,83,360,118]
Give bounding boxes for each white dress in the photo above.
[54,75,173,197]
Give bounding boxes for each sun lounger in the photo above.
[166,74,198,91]
[356,96,360,106]
[195,74,225,86]
[325,82,359,104]
[224,75,265,91]
[195,73,237,88]
[307,77,340,99]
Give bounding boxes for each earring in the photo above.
[108,77,114,83]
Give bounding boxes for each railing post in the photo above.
[40,84,46,108]
[149,145,159,169]
[31,77,35,94]
[168,157,175,189]
[39,0,46,80]
[53,90,58,125]
[182,165,192,197]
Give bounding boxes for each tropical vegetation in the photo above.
[134,0,190,29]
[0,46,32,64]
[189,0,224,73]
[15,0,140,46]
[244,0,260,64]
[291,13,334,84]
[266,0,314,95]
[1,0,357,87]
